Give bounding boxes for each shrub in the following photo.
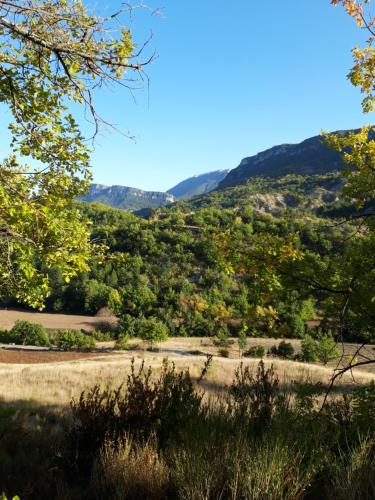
[9,320,49,347]
[54,330,95,351]
[213,328,233,348]
[95,320,118,335]
[218,348,229,358]
[316,332,340,365]
[115,335,131,351]
[244,345,266,358]
[69,359,203,474]
[117,314,138,338]
[270,341,294,359]
[228,361,280,423]
[91,330,113,342]
[301,334,318,362]
[237,329,248,357]
[352,381,375,431]
[0,328,16,344]
[301,332,340,365]
[138,318,169,348]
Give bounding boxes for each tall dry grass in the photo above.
[0,350,373,408]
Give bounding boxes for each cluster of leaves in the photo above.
[0,0,153,308]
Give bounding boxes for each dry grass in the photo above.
[0,308,117,332]
[94,437,169,500]
[0,340,373,408]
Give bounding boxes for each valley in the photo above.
[1,1,375,497]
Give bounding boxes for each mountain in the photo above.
[170,172,350,217]
[219,134,345,189]
[168,170,230,199]
[80,184,176,211]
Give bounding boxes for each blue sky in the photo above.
[2,1,371,192]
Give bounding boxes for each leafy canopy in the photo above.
[0,0,152,308]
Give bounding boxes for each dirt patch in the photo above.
[0,348,105,364]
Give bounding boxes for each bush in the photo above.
[91,330,113,342]
[54,330,95,351]
[138,318,169,348]
[218,348,229,358]
[316,332,340,365]
[301,332,340,365]
[115,335,131,351]
[0,328,16,344]
[228,361,280,423]
[301,334,318,362]
[270,341,294,359]
[9,320,49,347]
[237,329,248,357]
[243,345,266,358]
[117,314,138,338]
[69,359,203,474]
[213,328,233,348]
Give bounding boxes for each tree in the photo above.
[316,332,340,365]
[310,0,375,380]
[0,0,153,308]
[237,328,248,358]
[139,317,169,350]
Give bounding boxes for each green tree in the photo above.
[10,319,50,346]
[238,328,248,358]
[0,0,152,308]
[301,334,318,363]
[316,332,340,365]
[139,317,169,350]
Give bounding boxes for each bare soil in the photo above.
[0,348,105,364]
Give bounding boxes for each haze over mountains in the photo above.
[80,184,176,211]
[82,132,348,212]
[168,170,230,199]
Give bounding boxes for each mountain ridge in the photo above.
[168,169,230,199]
[218,133,345,189]
[79,183,176,211]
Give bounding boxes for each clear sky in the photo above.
[3,1,372,192]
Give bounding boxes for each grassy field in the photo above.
[0,337,373,408]
[0,331,374,499]
[0,310,373,409]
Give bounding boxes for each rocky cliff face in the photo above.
[219,134,345,189]
[80,184,176,211]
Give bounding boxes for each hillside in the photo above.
[166,173,353,217]
[219,133,345,189]
[80,184,176,211]
[168,169,230,199]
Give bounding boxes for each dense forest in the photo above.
[12,170,367,344]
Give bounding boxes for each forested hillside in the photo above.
[19,170,368,343]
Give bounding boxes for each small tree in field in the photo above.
[139,318,169,351]
[238,329,248,358]
[316,332,340,365]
